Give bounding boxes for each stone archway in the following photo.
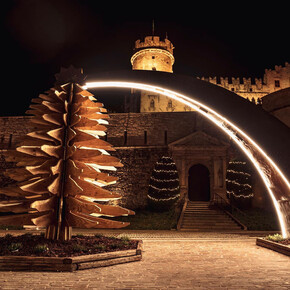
[188,164,210,201]
[85,69,290,238]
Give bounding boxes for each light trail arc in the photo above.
[84,80,290,238]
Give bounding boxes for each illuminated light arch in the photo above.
[84,71,290,238]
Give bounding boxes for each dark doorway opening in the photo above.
[188,164,210,201]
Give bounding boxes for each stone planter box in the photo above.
[0,240,143,272]
[256,238,290,257]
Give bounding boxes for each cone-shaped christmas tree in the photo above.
[147,156,180,211]
[0,67,134,240]
[226,159,253,200]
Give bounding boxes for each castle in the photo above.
[0,33,289,227]
[128,35,290,112]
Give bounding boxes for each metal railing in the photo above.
[210,192,248,230]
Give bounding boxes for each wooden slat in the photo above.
[67,178,122,199]
[67,210,129,228]
[0,256,72,264]
[72,249,137,263]
[76,255,142,270]
[0,211,47,226]
[66,196,134,217]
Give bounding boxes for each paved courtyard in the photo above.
[0,231,289,289]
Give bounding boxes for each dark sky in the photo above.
[1,0,289,115]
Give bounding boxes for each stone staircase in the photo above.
[179,201,243,231]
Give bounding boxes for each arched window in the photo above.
[150,99,155,110]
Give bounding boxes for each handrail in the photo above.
[177,198,188,230]
[211,192,248,230]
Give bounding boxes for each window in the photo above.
[275,80,280,87]
[164,130,168,145]
[152,67,156,71]
[124,131,127,145]
[152,56,155,59]
[144,131,147,145]
[168,100,172,108]
[150,99,155,109]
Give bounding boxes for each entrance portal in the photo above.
[188,164,210,201]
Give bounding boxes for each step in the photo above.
[183,221,234,225]
[179,201,243,231]
[184,211,227,214]
[180,228,241,231]
[181,223,241,228]
[183,214,231,218]
[184,211,225,214]
[181,223,239,227]
[184,212,226,217]
[183,213,229,217]
[182,218,232,222]
[181,227,241,230]
[181,224,241,228]
[186,206,210,208]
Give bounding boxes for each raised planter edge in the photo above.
[0,240,143,272]
[256,238,290,257]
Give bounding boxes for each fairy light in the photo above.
[84,80,290,238]
[147,194,180,202]
[150,176,180,183]
[227,169,251,177]
[148,184,180,192]
[226,160,253,199]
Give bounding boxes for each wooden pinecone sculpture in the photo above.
[0,81,134,240]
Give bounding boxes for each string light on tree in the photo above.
[147,156,180,211]
[226,160,253,199]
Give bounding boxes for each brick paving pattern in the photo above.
[0,231,289,289]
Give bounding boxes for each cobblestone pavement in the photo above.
[0,231,290,289]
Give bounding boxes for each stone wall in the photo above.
[109,147,169,209]
[0,112,231,209]
[0,112,267,210]
[0,116,33,149]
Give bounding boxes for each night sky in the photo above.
[1,0,289,116]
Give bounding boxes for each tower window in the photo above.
[144,131,147,145]
[164,130,168,145]
[152,67,156,71]
[124,131,127,145]
[152,56,155,59]
[275,80,280,87]
[150,99,155,109]
[168,100,172,108]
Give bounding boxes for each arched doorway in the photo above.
[188,164,210,201]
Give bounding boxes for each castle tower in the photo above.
[131,36,175,73]
[127,35,184,113]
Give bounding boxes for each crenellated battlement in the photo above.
[198,62,290,101]
[198,76,264,88]
[134,36,174,55]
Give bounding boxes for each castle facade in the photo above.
[129,35,289,112]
